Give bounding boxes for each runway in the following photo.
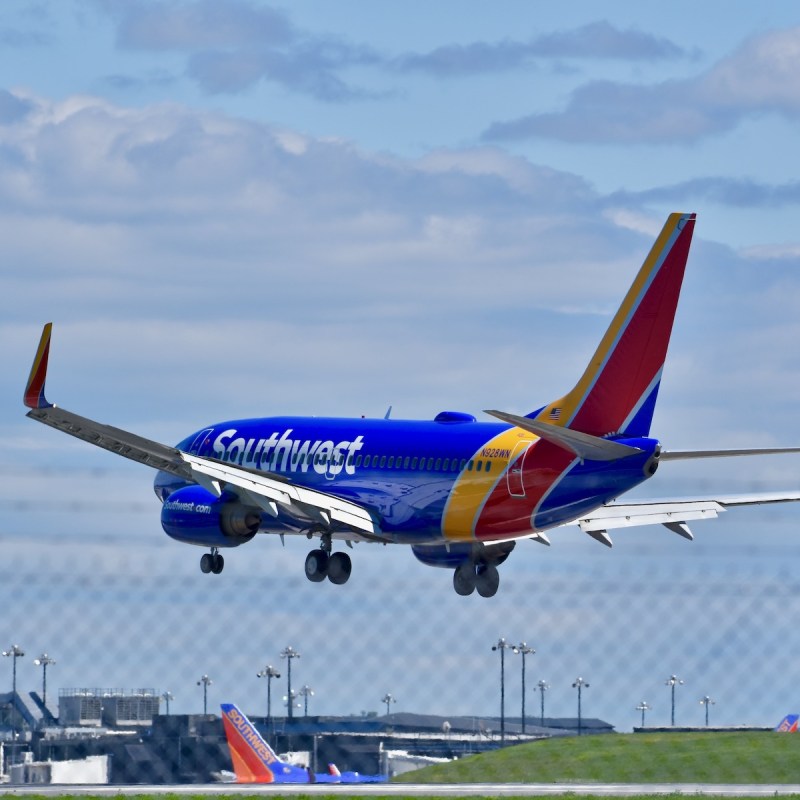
[5,784,800,796]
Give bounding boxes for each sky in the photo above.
[3,1,800,737]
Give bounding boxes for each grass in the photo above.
[392,730,800,783]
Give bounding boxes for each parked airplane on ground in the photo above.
[220,703,386,783]
[24,213,800,596]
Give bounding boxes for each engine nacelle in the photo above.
[161,485,260,548]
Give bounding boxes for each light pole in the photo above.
[3,645,25,739]
[161,691,174,715]
[700,695,715,727]
[280,646,301,720]
[299,685,314,716]
[665,675,684,726]
[535,680,550,727]
[257,665,281,729]
[33,653,55,709]
[635,701,651,728]
[197,675,212,716]
[492,637,513,743]
[515,643,535,734]
[572,677,589,736]
[381,693,397,715]
[283,691,301,714]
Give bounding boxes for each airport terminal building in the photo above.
[1,687,613,783]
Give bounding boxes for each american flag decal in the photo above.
[548,407,562,421]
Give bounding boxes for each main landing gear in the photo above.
[453,561,500,597]
[304,533,352,586]
[200,548,224,575]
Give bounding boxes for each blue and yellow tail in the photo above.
[536,213,696,437]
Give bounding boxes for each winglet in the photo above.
[24,323,54,409]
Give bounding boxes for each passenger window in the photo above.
[427,458,434,470]
[411,457,418,469]
[403,457,410,469]
[356,455,363,467]
[476,460,483,472]
[442,458,450,471]
[380,455,387,468]
[485,461,492,473]
[434,458,442,470]
[388,456,395,468]
[364,455,371,468]
[468,460,474,471]
[460,459,467,471]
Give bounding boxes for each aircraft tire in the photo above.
[305,549,329,582]
[453,562,476,596]
[200,553,213,574]
[211,553,225,574]
[327,552,352,585]
[476,563,499,598]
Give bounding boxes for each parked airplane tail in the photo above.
[535,212,696,438]
[220,703,308,784]
[776,714,799,732]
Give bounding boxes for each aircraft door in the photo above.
[506,440,533,497]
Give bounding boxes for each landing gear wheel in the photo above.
[305,549,329,582]
[327,552,352,585]
[200,553,214,574]
[453,562,476,596]
[476,563,499,598]
[211,553,225,574]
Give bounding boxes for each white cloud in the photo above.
[484,27,800,144]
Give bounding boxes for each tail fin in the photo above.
[536,213,696,437]
[220,703,284,783]
[776,714,799,732]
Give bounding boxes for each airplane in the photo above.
[23,212,800,597]
[775,715,799,733]
[220,702,386,783]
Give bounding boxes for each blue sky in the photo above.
[3,2,800,733]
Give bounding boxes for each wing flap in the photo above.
[579,491,800,535]
[181,453,382,536]
[579,500,722,532]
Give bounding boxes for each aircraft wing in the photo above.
[576,492,800,546]
[24,323,383,539]
[180,453,382,537]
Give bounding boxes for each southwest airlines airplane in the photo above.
[220,703,386,783]
[23,213,800,597]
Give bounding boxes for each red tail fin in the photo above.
[536,213,696,437]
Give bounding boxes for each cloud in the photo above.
[483,27,800,144]
[0,88,35,123]
[609,177,800,208]
[99,6,689,101]
[395,21,688,77]
[100,0,380,100]
[113,0,293,50]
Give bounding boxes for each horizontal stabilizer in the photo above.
[484,410,643,461]
[661,447,800,460]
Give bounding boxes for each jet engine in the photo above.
[160,485,260,548]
